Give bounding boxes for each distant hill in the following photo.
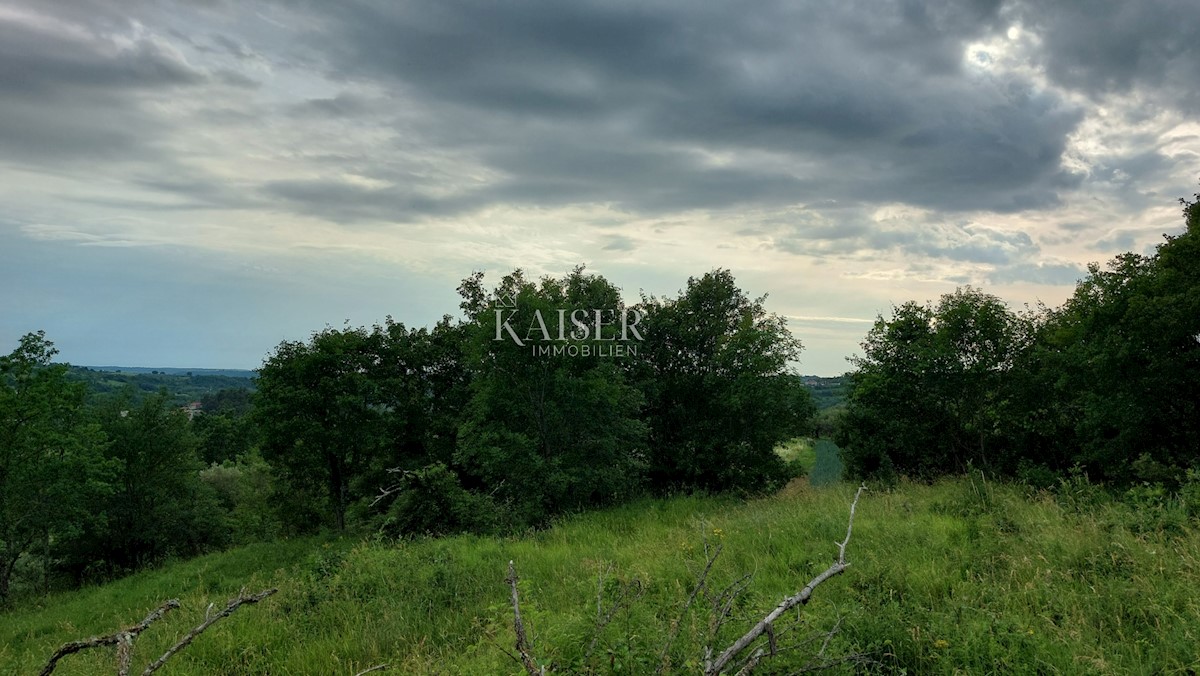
[68,366,256,406]
[84,366,256,379]
[801,375,848,410]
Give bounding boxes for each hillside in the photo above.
[4,476,1198,674]
[802,375,848,411]
[67,366,255,406]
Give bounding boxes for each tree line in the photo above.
[0,268,815,605]
[837,192,1200,487]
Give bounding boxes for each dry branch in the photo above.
[140,587,277,675]
[40,599,180,676]
[584,563,644,662]
[506,560,544,676]
[704,484,867,676]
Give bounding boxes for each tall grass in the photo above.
[3,479,1198,674]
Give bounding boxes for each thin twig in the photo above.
[140,588,277,675]
[708,572,754,641]
[584,567,643,662]
[704,485,866,676]
[354,665,391,675]
[506,561,542,676]
[40,599,180,676]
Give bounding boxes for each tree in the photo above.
[453,267,648,525]
[0,332,106,603]
[255,319,469,532]
[62,391,226,578]
[838,288,1020,479]
[254,327,388,531]
[631,269,813,493]
[1030,193,1200,481]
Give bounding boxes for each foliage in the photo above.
[1027,194,1200,482]
[840,190,1200,484]
[455,267,649,525]
[59,391,228,580]
[67,367,254,407]
[199,450,281,544]
[5,479,1200,674]
[838,287,1020,479]
[254,326,388,532]
[375,463,507,538]
[0,333,108,604]
[632,269,815,493]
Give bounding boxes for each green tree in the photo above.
[631,269,813,493]
[255,317,469,532]
[1030,193,1200,481]
[63,391,226,577]
[0,332,106,602]
[453,267,648,525]
[838,288,1020,479]
[255,327,388,531]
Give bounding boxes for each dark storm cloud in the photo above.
[773,207,1038,266]
[276,0,1082,219]
[1009,0,1200,107]
[0,7,201,167]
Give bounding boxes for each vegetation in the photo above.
[3,477,1200,673]
[4,189,1200,673]
[67,367,254,407]
[838,192,1200,485]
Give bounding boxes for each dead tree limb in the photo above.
[506,560,543,676]
[39,599,180,676]
[140,587,277,675]
[704,484,866,676]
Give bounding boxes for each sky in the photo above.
[1,0,1197,376]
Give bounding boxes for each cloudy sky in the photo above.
[1,0,1197,375]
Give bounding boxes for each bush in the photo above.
[376,463,508,537]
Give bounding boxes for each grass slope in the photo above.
[3,479,1199,674]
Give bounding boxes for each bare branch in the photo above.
[371,467,409,507]
[704,485,866,676]
[506,561,543,676]
[707,572,754,641]
[140,588,277,675]
[40,599,180,676]
[354,665,391,675]
[584,563,644,662]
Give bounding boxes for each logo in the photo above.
[491,302,645,358]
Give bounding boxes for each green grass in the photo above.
[774,437,844,486]
[4,480,1200,674]
[810,439,844,486]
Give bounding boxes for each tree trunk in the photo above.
[0,551,18,605]
[329,454,346,531]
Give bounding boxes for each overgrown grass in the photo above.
[3,479,1199,674]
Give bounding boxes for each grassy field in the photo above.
[3,476,1199,674]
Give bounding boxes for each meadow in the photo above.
[3,463,1199,674]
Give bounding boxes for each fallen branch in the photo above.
[40,599,180,676]
[140,587,277,675]
[704,484,867,676]
[506,560,544,676]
